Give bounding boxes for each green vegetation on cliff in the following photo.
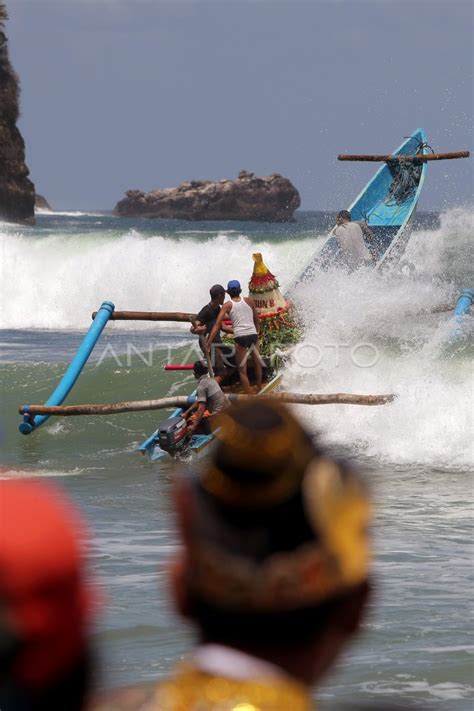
[0,2,35,223]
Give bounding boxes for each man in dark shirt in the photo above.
[191,284,233,378]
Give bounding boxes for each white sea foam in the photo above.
[35,210,104,217]
[280,206,473,469]
[361,679,473,700]
[0,229,314,329]
[0,466,87,479]
[284,247,473,468]
[403,205,474,279]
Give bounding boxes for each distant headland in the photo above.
[34,194,53,212]
[114,170,301,222]
[0,4,35,224]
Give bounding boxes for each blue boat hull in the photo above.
[299,129,428,279]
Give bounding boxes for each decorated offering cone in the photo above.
[248,253,301,357]
[249,253,287,314]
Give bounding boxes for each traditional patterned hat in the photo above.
[184,400,372,613]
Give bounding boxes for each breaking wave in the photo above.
[0,228,315,329]
[1,207,472,468]
[286,206,473,468]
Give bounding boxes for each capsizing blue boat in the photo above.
[297,128,429,281]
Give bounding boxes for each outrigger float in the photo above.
[18,130,470,459]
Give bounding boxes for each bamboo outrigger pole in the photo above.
[338,151,470,162]
[91,310,197,322]
[19,392,395,417]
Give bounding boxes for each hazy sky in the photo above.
[7,0,473,210]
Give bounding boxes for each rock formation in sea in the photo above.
[114,170,300,222]
[35,193,53,212]
[0,3,35,224]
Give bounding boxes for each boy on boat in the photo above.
[190,284,233,380]
[185,360,229,435]
[208,279,263,395]
[333,209,375,270]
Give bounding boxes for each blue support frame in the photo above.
[19,300,115,434]
[453,289,474,318]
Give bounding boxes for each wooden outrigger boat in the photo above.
[17,258,392,461]
[296,129,469,282]
[18,254,301,461]
[137,253,299,461]
[17,290,392,461]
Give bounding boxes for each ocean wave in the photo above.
[0,230,314,329]
[2,206,472,469]
[284,209,474,469]
[35,210,106,217]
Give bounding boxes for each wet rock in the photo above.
[35,194,53,212]
[114,172,300,222]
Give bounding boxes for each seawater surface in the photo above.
[1,209,473,708]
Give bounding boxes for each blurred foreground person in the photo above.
[0,479,94,711]
[94,400,372,710]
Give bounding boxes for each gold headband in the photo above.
[205,405,314,508]
[213,407,303,467]
[189,457,371,611]
[201,462,302,509]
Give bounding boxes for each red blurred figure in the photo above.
[0,479,95,710]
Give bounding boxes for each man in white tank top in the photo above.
[208,280,262,395]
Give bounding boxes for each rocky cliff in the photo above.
[114,171,300,222]
[0,4,35,224]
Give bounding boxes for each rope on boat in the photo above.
[385,160,423,206]
[385,138,426,206]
